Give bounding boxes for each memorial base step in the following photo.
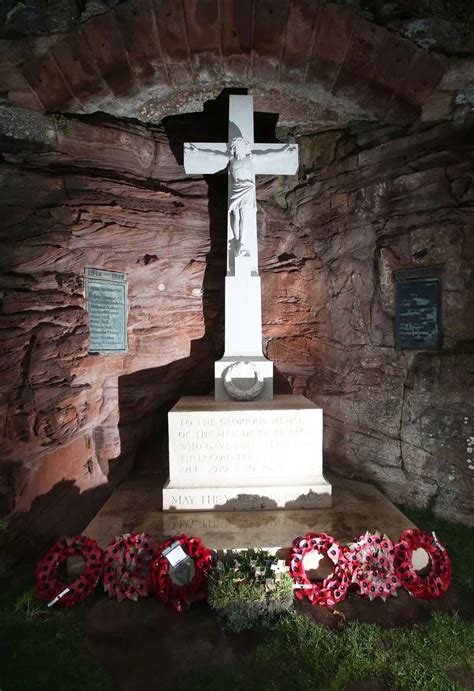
[77,474,418,554]
[162,477,332,511]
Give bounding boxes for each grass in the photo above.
[176,611,474,691]
[0,586,115,691]
[207,550,294,632]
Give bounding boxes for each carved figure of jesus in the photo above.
[186,137,297,256]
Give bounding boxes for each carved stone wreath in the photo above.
[223,361,265,401]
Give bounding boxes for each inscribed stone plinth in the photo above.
[162,395,332,511]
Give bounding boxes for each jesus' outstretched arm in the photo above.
[184,143,230,166]
[252,143,298,160]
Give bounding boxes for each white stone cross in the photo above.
[184,95,298,401]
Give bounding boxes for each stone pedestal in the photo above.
[214,255,273,401]
[162,394,332,511]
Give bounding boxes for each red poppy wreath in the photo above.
[288,532,350,607]
[35,535,104,607]
[346,531,400,601]
[394,529,451,599]
[103,532,158,602]
[151,534,213,612]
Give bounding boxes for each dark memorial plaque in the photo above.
[85,268,128,353]
[395,268,442,350]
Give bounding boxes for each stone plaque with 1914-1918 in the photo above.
[85,267,128,353]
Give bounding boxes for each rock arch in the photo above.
[3,0,446,126]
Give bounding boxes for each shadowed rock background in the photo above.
[0,0,473,540]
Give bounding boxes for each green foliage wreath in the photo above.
[207,550,294,632]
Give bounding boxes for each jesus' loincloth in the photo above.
[228,179,256,212]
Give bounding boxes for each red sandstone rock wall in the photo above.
[0,106,472,533]
[280,122,474,525]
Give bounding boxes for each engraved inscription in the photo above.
[85,267,128,353]
[395,270,441,350]
[169,410,321,480]
[164,489,327,510]
[170,495,195,506]
[165,517,223,531]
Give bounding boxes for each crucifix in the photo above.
[184,95,298,401]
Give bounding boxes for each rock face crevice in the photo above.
[0,102,473,534]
